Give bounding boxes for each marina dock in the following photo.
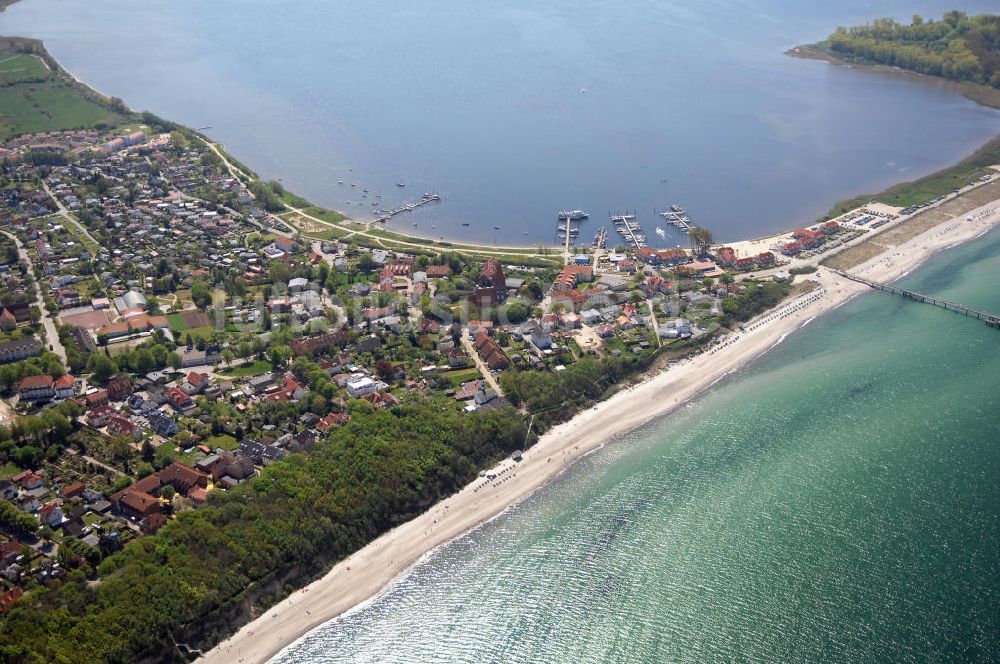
[556,210,588,256]
[373,193,441,224]
[611,212,647,249]
[592,227,607,249]
[658,204,692,233]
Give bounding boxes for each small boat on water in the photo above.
[557,209,589,221]
[396,182,406,187]
[493,225,501,230]
[461,222,470,227]
[337,180,343,184]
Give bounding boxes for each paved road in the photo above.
[0,230,66,362]
[41,181,103,251]
[460,331,505,397]
[283,202,546,257]
[646,300,662,348]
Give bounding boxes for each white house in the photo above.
[346,376,377,399]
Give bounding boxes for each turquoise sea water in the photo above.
[3,0,1000,244]
[273,228,1000,663]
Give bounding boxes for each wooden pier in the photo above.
[373,193,441,224]
[611,212,647,250]
[657,206,692,233]
[835,270,1000,328]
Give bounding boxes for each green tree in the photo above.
[87,353,116,384]
[688,227,714,257]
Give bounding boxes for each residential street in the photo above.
[41,180,103,251]
[460,332,505,397]
[0,230,66,362]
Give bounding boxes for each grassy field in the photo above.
[0,76,114,141]
[64,218,100,254]
[0,52,47,84]
[202,434,238,451]
[166,311,215,340]
[0,461,21,479]
[0,44,120,141]
[438,367,482,388]
[166,310,213,332]
[219,359,271,377]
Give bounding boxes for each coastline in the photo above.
[200,198,1000,664]
[787,43,1000,111]
[3,13,1000,660]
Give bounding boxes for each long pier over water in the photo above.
[835,270,1000,329]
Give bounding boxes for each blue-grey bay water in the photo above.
[272,229,1000,663]
[3,0,1000,244]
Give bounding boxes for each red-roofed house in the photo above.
[18,375,54,402]
[106,375,132,401]
[12,470,43,490]
[60,481,85,500]
[265,375,307,402]
[0,588,24,615]
[316,412,349,432]
[167,387,195,413]
[715,246,737,268]
[425,265,452,278]
[273,236,299,254]
[792,228,825,248]
[85,390,109,409]
[53,374,76,399]
[107,416,140,439]
[474,332,508,371]
[553,264,593,291]
[0,309,16,331]
[87,405,115,428]
[186,371,209,392]
[38,501,63,527]
[655,248,689,266]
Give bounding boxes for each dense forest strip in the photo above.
[0,400,531,663]
[814,12,999,88]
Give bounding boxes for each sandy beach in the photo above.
[199,198,1000,664]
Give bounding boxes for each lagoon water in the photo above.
[4,0,1000,244]
[270,230,1000,663]
[4,2,999,659]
